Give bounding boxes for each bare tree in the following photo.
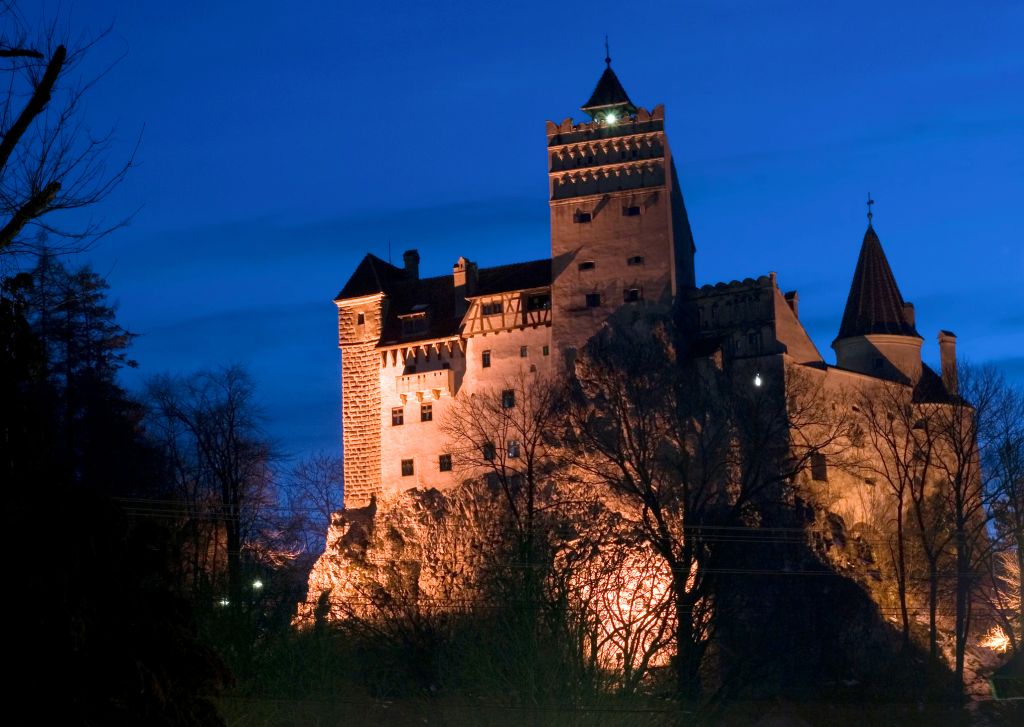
[0,2,134,262]
[565,316,853,700]
[285,452,344,558]
[145,365,280,601]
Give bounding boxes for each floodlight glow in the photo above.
[218,598,230,607]
[253,579,264,590]
[605,112,617,125]
[754,373,763,387]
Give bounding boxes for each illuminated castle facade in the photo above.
[333,59,958,520]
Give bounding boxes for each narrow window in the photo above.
[401,459,414,477]
[439,454,452,472]
[391,407,404,426]
[526,294,551,311]
[357,312,365,325]
[578,260,596,271]
[482,350,491,368]
[574,212,592,224]
[483,442,496,461]
[482,301,503,316]
[508,440,520,458]
[623,288,641,303]
[542,345,550,356]
[810,453,828,482]
[420,403,432,422]
[623,205,641,217]
[502,389,515,409]
[627,255,644,266]
[585,293,601,308]
[520,346,528,358]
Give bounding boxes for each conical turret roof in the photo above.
[835,225,920,340]
[581,64,637,117]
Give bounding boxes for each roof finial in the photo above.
[604,35,611,67]
[866,193,874,226]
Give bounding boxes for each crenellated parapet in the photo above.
[545,105,665,146]
[691,274,787,359]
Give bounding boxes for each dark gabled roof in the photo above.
[581,65,637,115]
[336,254,408,300]
[476,258,551,296]
[377,258,552,346]
[835,225,920,341]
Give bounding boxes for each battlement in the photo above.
[546,105,665,147]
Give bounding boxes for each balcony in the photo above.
[395,368,454,402]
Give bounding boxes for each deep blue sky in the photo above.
[26,1,1024,460]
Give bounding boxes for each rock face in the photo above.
[296,485,504,624]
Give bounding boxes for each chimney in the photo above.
[903,302,915,327]
[453,256,478,318]
[784,290,799,319]
[938,330,958,394]
[403,249,420,280]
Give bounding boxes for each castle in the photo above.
[332,57,959,520]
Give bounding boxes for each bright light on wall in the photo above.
[605,112,617,125]
[754,373,763,387]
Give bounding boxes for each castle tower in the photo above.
[832,222,923,383]
[546,57,697,354]
[335,254,405,508]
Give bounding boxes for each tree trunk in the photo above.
[954,532,969,686]
[674,583,701,702]
[928,559,939,662]
[895,503,910,649]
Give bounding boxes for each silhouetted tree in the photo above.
[1,2,134,261]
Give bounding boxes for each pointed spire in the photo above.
[581,41,637,120]
[835,222,920,340]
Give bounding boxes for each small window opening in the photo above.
[357,313,365,325]
[627,255,644,266]
[624,206,641,217]
[520,346,528,358]
[542,345,550,356]
[585,293,602,308]
[502,389,515,409]
[508,440,520,458]
[482,301,503,316]
[578,260,596,271]
[482,350,491,368]
[810,453,828,482]
[439,454,452,472]
[401,459,414,477]
[623,288,641,303]
[391,407,404,426]
[420,403,432,422]
[574,212,592,224]
[483,442,496,461]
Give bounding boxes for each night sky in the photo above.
[26,1,1024,461]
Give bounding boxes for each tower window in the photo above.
[574,212,592,224]
[357,313,365,325]
[502,389,515,409]
[483,442,496,461]
[482,301,503,316]
[508,440,520,458]
[391,407,404,426]
[520,346,528,358]
[585,293,602,308]
[439,454,452,472]
[627,255,645,266]
[542,345,550,356]
[810,453,828,482]
[578,261,596,271]
[420,403,432,422]
[623,206,641,217]
[482,350,491,368]
[401,459,414,477]
[623,288,642,303]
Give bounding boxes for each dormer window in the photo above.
[574,212,592,224]
[578,261,596,272]
[627,255,644,266]
[623,288,641,303]
[399,305,430,338]
[481,301,503,316]
[623,206,641,217]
